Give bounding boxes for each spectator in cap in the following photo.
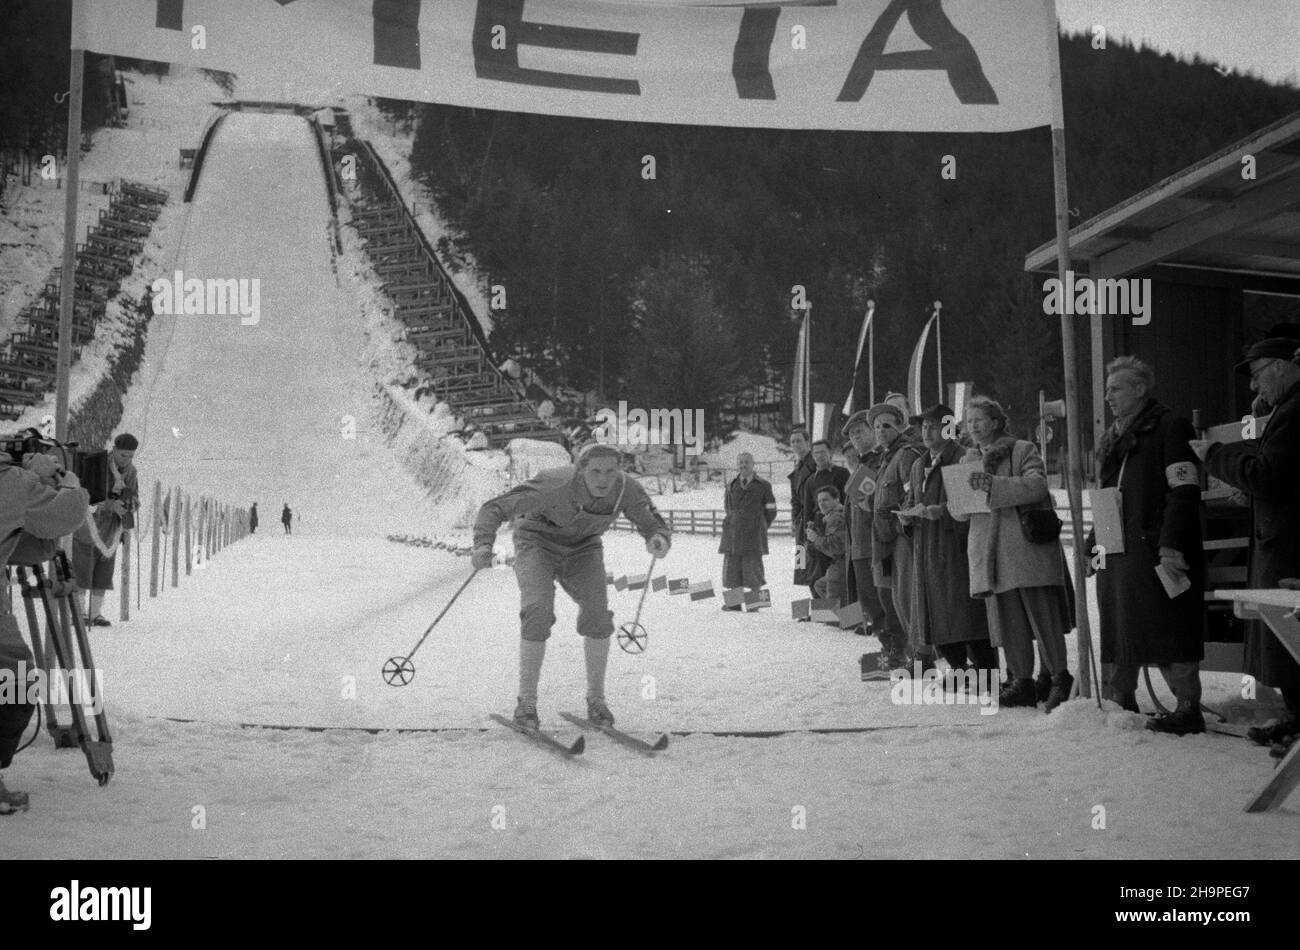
[901,404,996,678]
[842,410,887,655]
[866,402,922,671]
[1196,337,1300,751]
[1251,324,1300,416]
[71,433,140,627]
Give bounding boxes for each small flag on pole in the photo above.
[652,575,668,592]
[689,581,715,601]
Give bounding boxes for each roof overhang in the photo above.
[1025,109,1300,286]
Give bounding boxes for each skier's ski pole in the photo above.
[617,554,659,654]
[382,568,481,686]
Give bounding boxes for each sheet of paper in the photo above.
[942,462,991,517]
[1091,486,1126,554]
[1155,563,1192,599]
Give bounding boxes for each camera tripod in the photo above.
[12,550,114,786]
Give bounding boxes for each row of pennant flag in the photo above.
[606,571,868,628]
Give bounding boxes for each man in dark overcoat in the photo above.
[787,429,817,588]
[1092,357,1205,734]
[719,452,778,609]
[902,404,995,674]
[1201,338,1300,747]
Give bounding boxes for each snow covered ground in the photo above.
[3,77,1296,858]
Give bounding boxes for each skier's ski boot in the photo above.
[0,777,30,815]
[513,696,539,731]
[586,696,615,727]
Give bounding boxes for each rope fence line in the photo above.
[613,500,1094,543]
[117,480,251,621]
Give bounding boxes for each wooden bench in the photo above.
[120,179,168,204]
[406,325,469,345]
[98,209,150,236]
[87,229,143,255]
[0,357,55,383]
[21,319,94,346]
[1211,586,1300,812]
[111,198,160,223]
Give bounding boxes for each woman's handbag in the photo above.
[1019,507,1063,544]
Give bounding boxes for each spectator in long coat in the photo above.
[954,397,1074,711]
[787,429,816,587]
[843,413,887,651]
[249,502,259,534]
[719,452,778,609]
[806,485,848,603]
[1200,337,1300,748]
[870,404,924,669]
[1091,357,1205,734]
[800,440,850,595]
[902,404,996,674]
[841,441,860,607]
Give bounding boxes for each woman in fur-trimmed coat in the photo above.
[953,397,1073,710]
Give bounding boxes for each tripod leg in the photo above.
[55,554,113,748]
[15,568,77,747]
[33,564,113,786]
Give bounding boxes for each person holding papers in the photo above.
[1090,357,1205,734]
[954,397,1073,711]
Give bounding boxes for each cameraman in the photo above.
[1,439,90,814]
[71,433,140,627]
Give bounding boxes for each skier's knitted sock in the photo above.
[518,639,546,703]
[584,634,611,701]
[88,591,105,620]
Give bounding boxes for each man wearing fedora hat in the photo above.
[1196,337,1300,752]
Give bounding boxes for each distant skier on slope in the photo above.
[471,442,671,730]
[281,503,292,535]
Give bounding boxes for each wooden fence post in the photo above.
[120,530,131,621]
[169,486,180,587]
[149,480,162,598]
[184,494,192,576]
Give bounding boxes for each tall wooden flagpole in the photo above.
[1044,0,1096,699]
[867,303,876,407]
[55,0,87,440]
[934,301,944,404]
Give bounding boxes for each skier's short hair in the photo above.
[574,442,622,467]
[816,485,841,502]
